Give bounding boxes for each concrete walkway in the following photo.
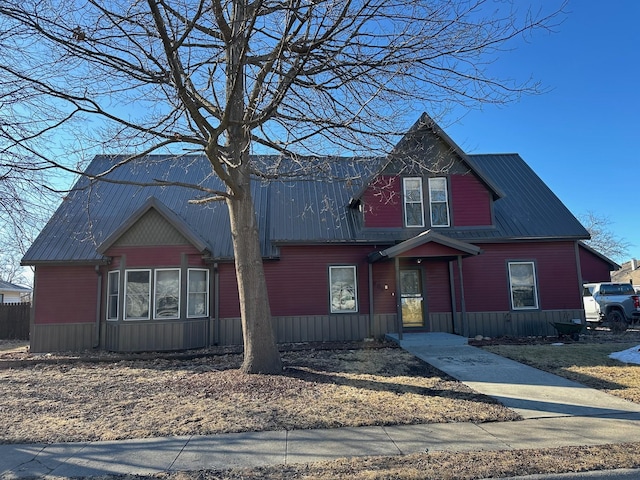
[3,333,640,479]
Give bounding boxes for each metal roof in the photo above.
[22,151,589,265]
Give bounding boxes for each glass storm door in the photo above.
[400,269,425,328]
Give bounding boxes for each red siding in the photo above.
[424,260,452,312]
[579,245,614,283]
[218,245,374,318]
[362,176,403,228]
[404,242,468,258]
[450,174,492,226]
[34,266,98,324]
[460,242,582,311]
[106,245,202,267]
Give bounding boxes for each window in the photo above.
[125,270,151,320]
[329,266,358,313]
[107,271,120,321]
[428,177,450,227]
[187,269,209,317]
[508,262,538,310]
[403,177,424,227]
[154,269,180,319]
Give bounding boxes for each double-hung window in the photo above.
[125,270,151,320]
[508,261,539,310]
[107,271,120,321]
[403,177,424,227]
[428,177,450,227]
[187,269,209,317]
[329,266,358,313]
[154,269,180,319]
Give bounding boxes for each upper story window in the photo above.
[428,177,450,227]
[403,177,425,227]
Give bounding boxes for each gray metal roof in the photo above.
[0,280,31,291]
[22,151,588,265]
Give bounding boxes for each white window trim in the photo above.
[106,270,120,321]
[124,269,152,321]
[154,268,181,320]
[403,177,425,228]
[428,177,450,227]
[329,265,358,313]
[187,268,210,318]
[508,261,539,310]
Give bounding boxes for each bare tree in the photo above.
[579,211,631,262]
[0,0,565,373]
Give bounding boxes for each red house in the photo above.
[23,114,595,352]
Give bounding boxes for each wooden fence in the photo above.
[0,302,30,340]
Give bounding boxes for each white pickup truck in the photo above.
[583,282,640,329]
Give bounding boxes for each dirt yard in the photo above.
[0,341,519,444]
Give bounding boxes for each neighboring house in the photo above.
[22,113,594,353]
[611,259,640,290]
[0,280,32,304]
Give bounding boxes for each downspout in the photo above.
[94,265,102,348]
[394,256,403,340]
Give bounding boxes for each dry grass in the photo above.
[484,340,640,403]
[0,343,518,444]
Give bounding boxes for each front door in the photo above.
[400,269,425,328]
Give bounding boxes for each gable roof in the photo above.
[22,120,589,265]
[368,230,481,262]
[0,280,31,292]
[350,113,505,206]
[97,196,211,254]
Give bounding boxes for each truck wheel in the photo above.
[606,310,628,331]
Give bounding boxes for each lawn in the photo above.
[3,334,640,479]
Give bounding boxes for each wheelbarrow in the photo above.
[549,321,584,341]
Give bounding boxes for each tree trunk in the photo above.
[226,177,282,374]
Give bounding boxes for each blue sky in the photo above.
[443,0,639,262]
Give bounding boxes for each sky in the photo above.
[441,0,639,263]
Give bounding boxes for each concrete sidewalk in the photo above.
[3,333,640,479]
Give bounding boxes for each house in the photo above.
[578,242,619,284]
[22,114,593,353]
[0,280,32,304]
[611,259,640,290]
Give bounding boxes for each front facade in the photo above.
[23,114,591,352]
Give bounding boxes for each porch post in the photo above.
[394,256,403,340]
[457,255,469,338]
[368,262,374,338]
[448,260,458,334]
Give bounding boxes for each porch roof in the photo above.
[367,230,481,263]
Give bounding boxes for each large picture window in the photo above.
[125,270,151,320]
[428,177,450,227]
[187,269,209,318]
[403,177,424,227]
[107,271,119,321]
[154,269,180,319]
[508,262,539,310]
[329,266,358,313]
